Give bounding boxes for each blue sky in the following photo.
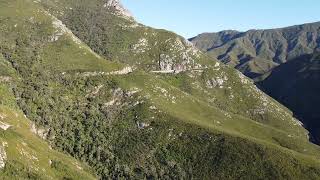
[122,0,320,38]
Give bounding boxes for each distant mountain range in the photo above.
[190,22,320,79]
[190,22,320,144]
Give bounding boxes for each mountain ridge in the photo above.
[192,21,320,36]
[190,21,320,79]
[190,21,320,146]
[1,0,320,179]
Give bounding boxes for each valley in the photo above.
[0,0,319,179]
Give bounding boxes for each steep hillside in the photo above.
[37,0,309,135]
[0,97,96,179]
[258,51,320,144]
[0,45,95,179]
[1,0,320,179]
[190,22,320,146]
[190,22,320,79]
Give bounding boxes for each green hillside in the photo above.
[0,0,320,179]
[0,54,96,179]
[190,20,320,148]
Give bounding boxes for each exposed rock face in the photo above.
[157,38,201,73]
[132,38,149,54]
[105,0,133,19]
[0,76,11,82]
[137,122,150,129]
[155,54,189,74]
[0,114,11,131]
[159,54,174,71]
[0,121,11,131]
[0,142,7,169]
[206,76,227,89]
[31,123,48,140]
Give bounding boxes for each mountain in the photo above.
[190,22,320,79]
[258,51,320,143]
[1,0,320,179]
[190,22,320,146]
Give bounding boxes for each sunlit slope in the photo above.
[0,74,95,179]
[37,0,314,146]
[0,0,320,179]
[0,106,96,179]
[190,22,320,79]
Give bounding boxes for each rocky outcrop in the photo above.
[104,0,133,19]
[0,121,11,131]
[206,76,228,89]
[0,142,7,169]
[159,54,174,71]
[0,114,11,131]
[0,76,11,82]
[132,38,149,54]
[31,123,48,140]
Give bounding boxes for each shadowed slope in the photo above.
[258,52,320,144]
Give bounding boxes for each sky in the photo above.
[122,0,320,38]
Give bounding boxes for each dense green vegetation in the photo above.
[0,105,96,179]
[39,0,310,137]
[0,62,95,179]
[0,0,320,179]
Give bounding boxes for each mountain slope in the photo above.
[0,59,96,179]
[1,0,320,179]
[0,104,96,179]
[38,0,308,135]
[190,22,320,146]
[258,51,320,143]
[190,22,320,79]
